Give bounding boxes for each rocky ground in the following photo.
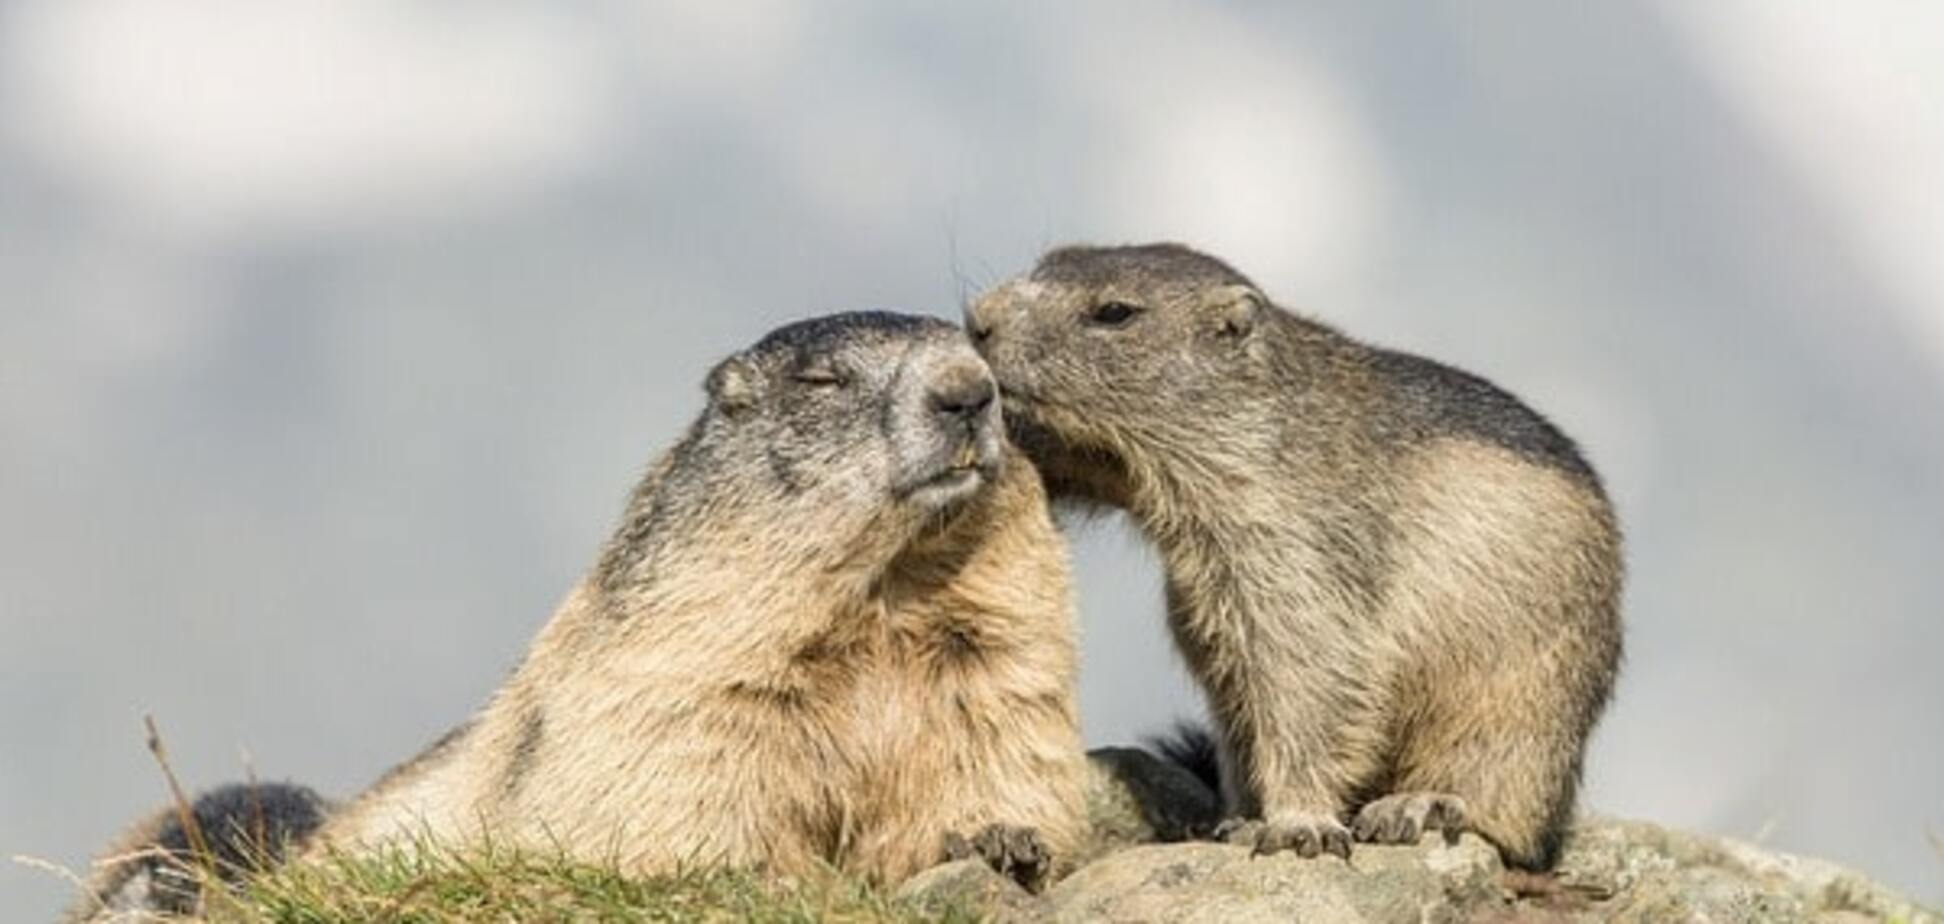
[899,748,1942,923]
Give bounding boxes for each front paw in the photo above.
[1217,813,1352,860]
[1352,792,1468,846]
[942,823,1052,892]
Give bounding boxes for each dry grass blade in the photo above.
[144,714,211,863]
[12,853,94,896]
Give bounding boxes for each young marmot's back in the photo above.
[311,312,1088,887]
[969,244,1621,870]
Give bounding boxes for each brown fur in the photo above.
[969,244,1622,869]
[310,313,1089,885]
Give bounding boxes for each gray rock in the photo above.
[1038,835,1504,924]
[1025,749,1944,923]
[1556,817,1941,923]
[895,858,1038,919]
[1602,865,1814,923]
[903,815,1941,923]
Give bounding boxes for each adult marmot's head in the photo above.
[599,312,1010,594]
[702,311,1002,513]
[964,244,1283,502]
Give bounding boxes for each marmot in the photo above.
[967,244,1622,870]
[308,312,1089,888]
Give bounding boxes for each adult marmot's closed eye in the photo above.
[302,311,1089,887]
[969,244,1622,870]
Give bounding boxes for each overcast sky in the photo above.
[3,2,1941,917]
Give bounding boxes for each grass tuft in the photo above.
[202,840,984,924]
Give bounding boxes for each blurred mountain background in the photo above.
[3,2,1940,917]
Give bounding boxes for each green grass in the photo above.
[192,842,984,924]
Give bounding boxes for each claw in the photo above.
[1352,792,1469,847]
[941,823,1053,892]
[1226,814,1352,861]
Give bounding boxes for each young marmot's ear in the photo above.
[1212,284,1266,339]
[705,355,762,415]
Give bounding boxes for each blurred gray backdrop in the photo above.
[4,2,1941,917]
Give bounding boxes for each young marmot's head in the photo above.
[965,244,1283,501]
[699,311,1004,516]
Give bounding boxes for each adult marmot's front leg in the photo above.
[942,824,1051,891]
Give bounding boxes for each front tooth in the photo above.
[955,444,978,468]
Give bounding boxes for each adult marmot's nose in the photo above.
[929,366,996,424]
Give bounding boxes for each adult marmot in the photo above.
[313,312,1089,887]
[968,244,1621,870]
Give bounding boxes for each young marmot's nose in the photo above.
[929,369,996,425]
[964,286,1017,348]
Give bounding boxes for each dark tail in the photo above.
[170,780,330,878]
[68,781,330,920]
[1141,720,1223,797]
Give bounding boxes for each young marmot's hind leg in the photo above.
[1375,451,1617,870]
[1385,655,1588,869]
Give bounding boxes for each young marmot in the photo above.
[968,244,1621,870]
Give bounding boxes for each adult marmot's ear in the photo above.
[1212,284,1266,340]
[706,355,762,415]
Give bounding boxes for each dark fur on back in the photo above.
[1368,350,1596,482]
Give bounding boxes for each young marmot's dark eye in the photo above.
[792,365,850,389]
[1087,300,1143,328]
